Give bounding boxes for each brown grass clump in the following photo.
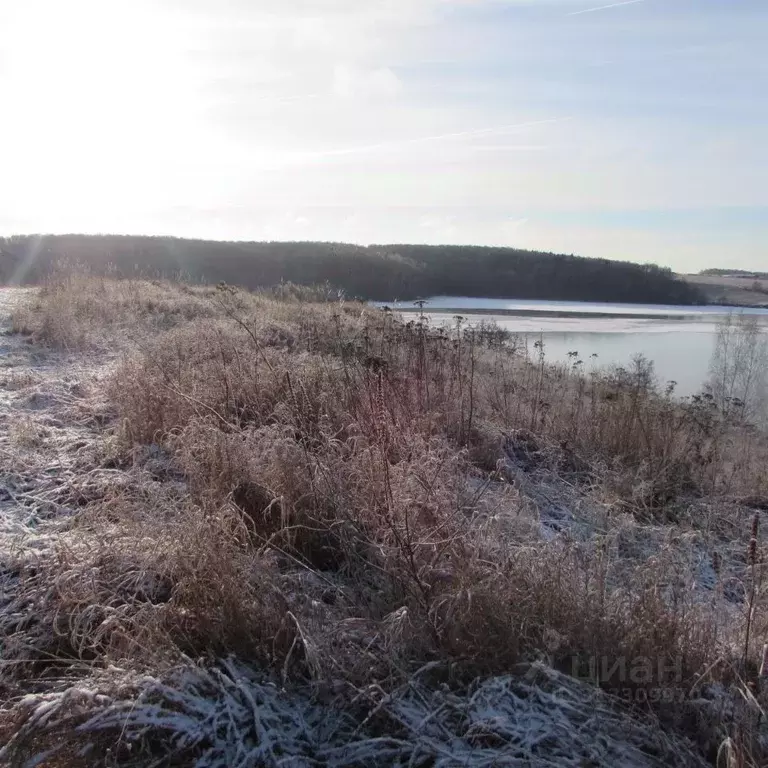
[5,275,768,764]
[99,287,741,679]
[10,269,223,350]
[1,501,279,675]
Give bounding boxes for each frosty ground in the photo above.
[1,279,766,766]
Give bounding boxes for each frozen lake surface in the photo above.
[375,297,768,397]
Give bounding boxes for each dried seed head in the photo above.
[749,512,760,566]
[760,644,768,678]
[374,370,389,446]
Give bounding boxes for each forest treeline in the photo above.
[700,268,768,278]
[0,234,704,304]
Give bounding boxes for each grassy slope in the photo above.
[1,273,767,766]
[683,274,768,307]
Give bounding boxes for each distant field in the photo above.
[683,273,768,306]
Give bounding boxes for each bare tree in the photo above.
[707,313,768,424]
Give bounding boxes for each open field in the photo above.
[2,273,768,766]
[684,274,768,307]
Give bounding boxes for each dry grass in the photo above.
[10,271,222,350]
[684,274,768,307]
[4,273,768,765]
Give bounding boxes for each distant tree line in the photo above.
[0,234,705,305]
[700,268,768,279]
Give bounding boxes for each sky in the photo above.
[0,0,766,272]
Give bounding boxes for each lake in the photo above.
[375,297,768,398]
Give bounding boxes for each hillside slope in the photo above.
[1,276,767,765]
[683,273,768,307]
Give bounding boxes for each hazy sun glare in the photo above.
[1,0,219,231]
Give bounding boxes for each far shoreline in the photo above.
[386,307,701,321]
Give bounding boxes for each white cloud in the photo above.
[332,65,402,99]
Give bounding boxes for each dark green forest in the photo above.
[0,234,704,304]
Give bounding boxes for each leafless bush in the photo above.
[708,312,768,425]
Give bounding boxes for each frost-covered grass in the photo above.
[1,658,710,767]
[3,276,768,765]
